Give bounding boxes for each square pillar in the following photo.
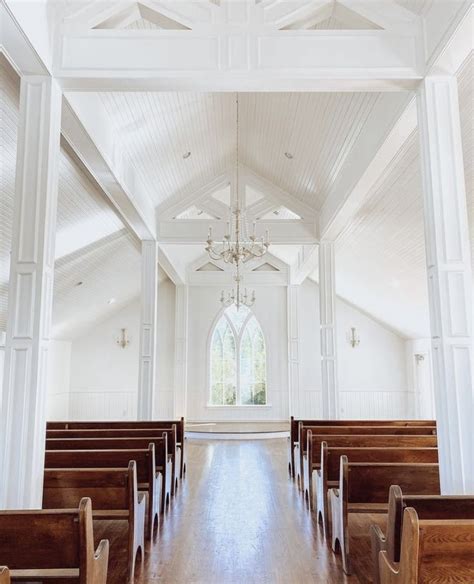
[0,76,62,508]
[319,241,339,419]
[287,285,301,416]
[173,285,188,418]
[417,75,473,494]
[137,240,158,420]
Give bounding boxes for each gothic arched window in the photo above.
[210,305,267,405]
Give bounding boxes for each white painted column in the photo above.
[287,285,300,416]
[137,240,158,420]
[173,285,188,418]
[319,241,339,419]
[0,76,62,508]
[417,76,473,494]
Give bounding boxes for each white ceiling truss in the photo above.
[157,165,319,244]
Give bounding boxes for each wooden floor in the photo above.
[97,438,361,584]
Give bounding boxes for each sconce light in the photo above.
[116,328,130,349]
[348,327,360,348]
[414,353,425,364]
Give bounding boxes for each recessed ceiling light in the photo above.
[75,281,83,287]
[107,298,116,305]
[183,151,191,159]
[284,152,294,159]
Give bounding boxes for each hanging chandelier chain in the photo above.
[206,93,270,309]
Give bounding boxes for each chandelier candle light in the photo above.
[205,93,271,308]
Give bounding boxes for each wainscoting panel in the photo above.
[47,393,70,420]
[69,390,137,420]
[339,390,412,420]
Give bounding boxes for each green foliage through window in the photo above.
[210,306,267,406]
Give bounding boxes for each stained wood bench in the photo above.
[371,485,474,584]
[45,444,161,539]
[302,432,438,507]
[43,461,145,583]
[315,441,438,532]
[287,417,435,478]
[47,418,187,479]
[0,568,9,584]
[47,425,180,496]
[329,456,440,575]
[378,507,474,584]
[45,435,173,512]
[47,426,180,497]
[0,497,109,583]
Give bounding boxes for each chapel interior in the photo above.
[0,1,473,583]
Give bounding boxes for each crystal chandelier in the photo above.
[220,265,256,310]
[205,93,270,267]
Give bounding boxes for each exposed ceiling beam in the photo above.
[319,91,414,240]
[158,245,185,285]
[55,26,420,91]
[290,245,319,285]
[62,93,156,240]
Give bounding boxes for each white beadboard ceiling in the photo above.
[96,91,393,211]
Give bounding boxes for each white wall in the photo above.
[291,280,410,420]
[187,285,289,422]
[46,340,72,420]
[68,279,175,420]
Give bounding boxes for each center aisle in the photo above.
[135,438,359,584]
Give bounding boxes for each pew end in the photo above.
[0,568,10,584]
[378,507,474,584]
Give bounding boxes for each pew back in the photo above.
[322,444,439,483]
[306,426,435,436]
[341,457,440,505]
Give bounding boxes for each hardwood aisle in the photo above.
[101,438,360,583]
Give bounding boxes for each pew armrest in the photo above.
[378,550,399,584]
[371,524,387,584]
[92,539,109,584]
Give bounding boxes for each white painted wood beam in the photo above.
[0,75,62,509]
[291,245,319,285]
[417,75,473,495]
[62,94,156,240]
[158,245,185,286]
[319,241,339,419]
[320,92,414,240]
[158,219,318,245]
[138,240,158,420]
[56,28,420,91]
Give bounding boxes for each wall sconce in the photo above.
[414,353,425,364]
[116,328,130,349]
[348,327,360,348]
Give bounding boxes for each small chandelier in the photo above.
[221,268,255,311]
[205,93,270,267]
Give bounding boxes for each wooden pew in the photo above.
[47,426,181,497]
[315,441,438,531]
[287,417,435,478]
[45,435,173,511]
[329,456,440,575]
[45,444,161,539]
[47,418,187,479]
[297,423,436,491]
[371,485,474,584]
[0,568,9,584]
[378,507,474,584]
[0,497,109,583]
[302,433,437,506]
[43,461,145,583]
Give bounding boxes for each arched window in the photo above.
[210,305,267,405]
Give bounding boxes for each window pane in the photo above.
[225,304,250,334]
[210,316,237,405]
[239,316,267,405]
